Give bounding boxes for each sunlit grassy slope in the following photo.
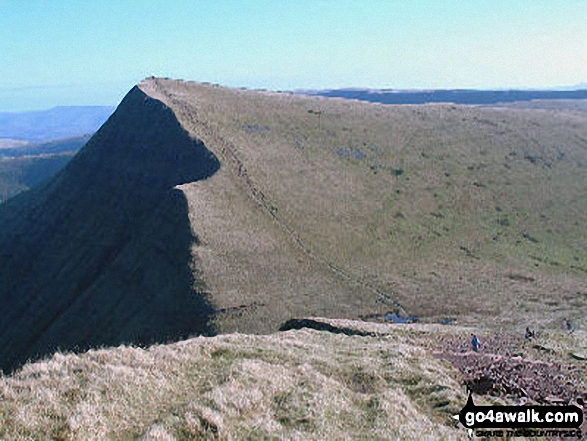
[143,78,587,331]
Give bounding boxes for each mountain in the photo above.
[302,88,587,105]
[0,78,586,373]
[0,87,219,372]
[0,106,114,141]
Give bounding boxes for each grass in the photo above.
[1,78,585,438]
[143,78,587,331]
[4,318,581,439]
[0,322,474,440]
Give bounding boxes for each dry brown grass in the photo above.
[2,318,584,440]
[0,322,483,440]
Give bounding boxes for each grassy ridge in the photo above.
[145,79,587,330]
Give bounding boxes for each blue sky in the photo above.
[1,0,586,110]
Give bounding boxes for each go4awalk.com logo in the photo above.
[453,393,583,439]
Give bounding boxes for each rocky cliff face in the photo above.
[0,86,219,372]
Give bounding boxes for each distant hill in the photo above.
[0,78,585,373]
[0,134,89,159]
[303,88,587,105]
[0,106,114,141]
[0,136,88,203]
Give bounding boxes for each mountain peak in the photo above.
[0,85,219,372]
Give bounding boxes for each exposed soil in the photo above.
[434,333,587,432]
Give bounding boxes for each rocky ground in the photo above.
[434,331,587,433]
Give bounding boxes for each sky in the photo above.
[1,0,586,111]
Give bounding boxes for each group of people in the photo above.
[470,319,575,352]
[469,327,534,352]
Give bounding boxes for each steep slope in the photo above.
[0,87,218,372]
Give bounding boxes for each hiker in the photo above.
[525,327,535,341]
[471,334,481,352]
[562,319,574,333]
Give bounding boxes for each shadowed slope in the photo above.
[0,87,219,372]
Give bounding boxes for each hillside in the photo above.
[0,136,89,203]
[0,154,73,203]
[143,79,587,326]
[0,321,467,439]
[0,77,586,372]
[0,106,114,141]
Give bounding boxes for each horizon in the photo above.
[1,0,586,111]
[3,80,587,114]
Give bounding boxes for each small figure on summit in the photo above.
[471,334,481,352]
